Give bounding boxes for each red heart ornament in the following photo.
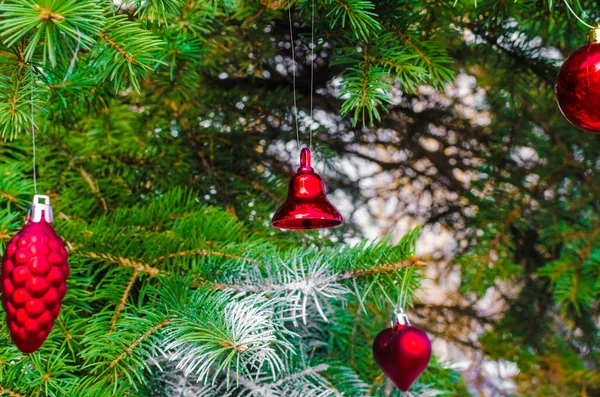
[373,324,432,391]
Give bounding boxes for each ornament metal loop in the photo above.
[29,194,54,223]
[391,307,411,329]
[299,147,312,170]
[586,24,600,44]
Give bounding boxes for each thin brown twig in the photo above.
[396,31,433,67]
[34,4,63,21]
[0,192,17,203]
[97,30,137,64]
[57,316,72,341]
[242,6,265,28]
[37,373,51,395]
[78,167,108,212]
[109,270,140,332]
[0,386,27,397]
[77,251,161,276]
[337,256,426,281]
[152,249,258,265]
[77,248,257,279]
[109,319,171,368]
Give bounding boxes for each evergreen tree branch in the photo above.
[109,318,171,369]
[77,251,162,276]
[395,30,454,88]
[0,0,104,66]
[125,0,185,22]
[78,167,108,212]
[57,317,73,342]
[96,30,137,66]
[270,363,330,387]
[0,386,27,397]
[223,256,425,293]
[337,255,426,281]
[339,63,392,126]
[326,0,380,40]
[152,249,259,265]
[93,15,164,92]
[109,270,140,333]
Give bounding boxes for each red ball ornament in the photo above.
[556,27,600,132]
[271,148,343,230]
[1,195,69,353]
[373,309,431,391]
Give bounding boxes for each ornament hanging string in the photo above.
[287,0,317,151]
[563,0,595,29]
[287,0,300,149]
[30,78,37,195]
[309,0,315,150]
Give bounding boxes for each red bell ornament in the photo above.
[271,148,343,230]
[373,309,431,392]
[1,195,69,353]
[556,25,600,132]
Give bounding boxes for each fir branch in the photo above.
[57,317,73,341]
[0,191,18,203]
[76,248,258,281]
[93,15,164,92]
[224,256,425,293]
[395,30,454,88]
[125,0,185,22]
[36,373,51,395]
[78,167,108,212]
[339,62,392,126]
[109,318,171,369]
[96,30,136,64]
[77,251,162,276]
[326,0,380,40]
[152,249,259,265]
[270,364,330,387]
[109,270,140,333]
[162,290,292,384]
[338,256,426,281]
[0,0,104,66]
[0,386,27,397]
[231,363,342,397]
[0,68,39,140]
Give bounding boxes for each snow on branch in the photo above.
[229,363,340,397]
[219,255,425,323]
[162,292,293,385]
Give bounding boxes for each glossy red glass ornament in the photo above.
[1,195,69,353]
[556,29,600,133]
[373,310,431,391]
[271,148,343,230]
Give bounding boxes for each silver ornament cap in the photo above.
[391,307,411,328]
[28,195,54,223]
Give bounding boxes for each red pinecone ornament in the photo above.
[556,27,600,132]
[1,195,69,353]
[373,309,431,391]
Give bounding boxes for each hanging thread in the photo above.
[563,0,595,29]
[309,0,315,151]
[287,0,300,149]
[30,79,37,195]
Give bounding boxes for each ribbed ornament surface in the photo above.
[1,221,69,353]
